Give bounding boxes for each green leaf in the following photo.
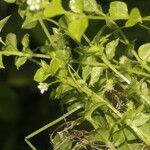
[22,34,30,49]
[83,0,101,14]
[125,8,142,27]
[132,113,150,127]
[22,16,37,29]
[68,16,88,41]
[109,1,128,20]
[113,130,125,147]
[4,0,16,3]
[52,131,72,150]
[0,16,10,32]
[69,0,84,13]
[50,58,62,76]
[15,56,27,70]
[138,43,150,62]
[82,65,92,81]
[89,67,103,86]
[5,33,18,51]
[44,0,65,18]
[105,38,119,60]
[34,67,50,82]
[118,142,132,150]
[0,54,5,69]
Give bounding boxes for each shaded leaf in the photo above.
[109,1,128,20]
[0,16,10,32]
[44,0,65,18]
[125,8,142,27]
[0,54,5,69]
[138,43,150,62]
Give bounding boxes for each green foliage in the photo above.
[1,0,150,149]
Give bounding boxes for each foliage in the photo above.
[0,0,150,149]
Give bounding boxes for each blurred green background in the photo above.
[0,0,149,149]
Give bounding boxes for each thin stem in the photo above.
[83,34,90,44]
[0,51,50,59]
[25,106,82,139]
[131,49,150,73]
[25,139,37,150]
[101,54,131,84]
[71,60,107,68]
[45,18,59,26]
[38,18,55,47]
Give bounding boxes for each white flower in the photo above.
[37,82,48,94]
[27,0,41,11]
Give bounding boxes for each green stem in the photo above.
[0,51,50,59]
[25,106,82,139]
[131,49,150,73]
[72,60,107,68]
[101,54,131,84]
[129,69,150,78]
[38,18,55,47]
[25,139,37,150]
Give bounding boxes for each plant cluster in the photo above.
[0,0,150,149]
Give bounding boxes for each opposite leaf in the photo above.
[109,1,128,20]
[0,16,10,32]
[44,0,65,18]
[125,8,142,27]
[138,43,150,62]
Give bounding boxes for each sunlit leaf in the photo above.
[5,33,18,51]
[69,0,84,13]
[50,58,62,76]
[44,0,65,18]
[22,34,30,49]
[125,8,142,27]
[138,43,150,62]
[68,16,88,41]
[22,16,37,29]
[15,56,27,70]
[105,38,119,60]
[83,0,101,14]
[89,67,103,86]
[109,1,128,20]
[34,67,50,82]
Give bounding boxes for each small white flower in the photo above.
[37,82,48,94]
[26,0,41,11]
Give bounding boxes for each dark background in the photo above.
[0,0,149,149]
